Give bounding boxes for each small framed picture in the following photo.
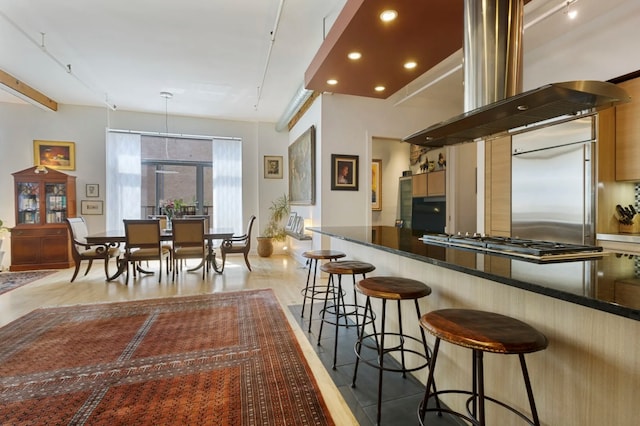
[331,154,359,191]
[285,212,297,231]
[86,184,99,197]
[264,155,283,179]
[372,159,382,211]
[81,200,103,215]
[294,215,304,234]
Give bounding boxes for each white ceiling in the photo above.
[0,0,346,122]
[0,0,637,124]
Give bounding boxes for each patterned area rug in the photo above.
[0,271,56,296]
[0,290,335,425]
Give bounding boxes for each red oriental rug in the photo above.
[0,290,335,425]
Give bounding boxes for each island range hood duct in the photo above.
[404,0,630,148]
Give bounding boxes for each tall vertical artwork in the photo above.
[288,126,316,205]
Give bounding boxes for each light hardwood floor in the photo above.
[0,254,358,425]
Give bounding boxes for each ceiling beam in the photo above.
[0,69,58,111]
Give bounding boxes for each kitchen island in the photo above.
[309,226,639,426]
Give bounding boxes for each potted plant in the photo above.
[257,194,290,257]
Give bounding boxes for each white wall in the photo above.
[372,137,410,226]
[0,102,288,269]
[318,94,458,229]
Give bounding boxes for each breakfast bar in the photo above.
[309,226,640,426]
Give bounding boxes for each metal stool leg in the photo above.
[301,258,314,319]
[520,354,542,426]
[375,298,387,425]
[332,274,346,369]
[419,337,441,422]
[351,295,371,387]
[317,273,336,345]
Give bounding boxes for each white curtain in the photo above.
[106,132,141,231]
[212,138,242,233]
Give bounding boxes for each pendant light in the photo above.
[156,91,178,174]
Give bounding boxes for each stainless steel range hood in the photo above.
[403,80,630,147]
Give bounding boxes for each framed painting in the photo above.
[34,140,76,171]
[81,200,103,215]
[331,154,359,191]
[285,212,297,231]
[86,184,99,198]
[288,126,315,205]
[264,155,283,179]
[372,159,382,210]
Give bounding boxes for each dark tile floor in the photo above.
[289,303,463,426]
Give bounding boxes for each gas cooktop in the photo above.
[420,233,605,260]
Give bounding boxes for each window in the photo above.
[107,131,243,233]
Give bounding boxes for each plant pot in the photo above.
[257,237,273,257]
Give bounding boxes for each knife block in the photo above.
[618,220,640,234]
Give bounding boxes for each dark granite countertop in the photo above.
[309,226,640,322]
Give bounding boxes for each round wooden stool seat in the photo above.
[300,250,346,333]
[418,309,548,426]
[420,309,548,354]
[357,276,432,301]
[320,260,375,275]
[302,249,346,260]
[316,259,375,370]
[352,276,435,425]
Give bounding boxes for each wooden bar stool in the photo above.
[318,260,375,369]
[301,250,346,332]
[418,309,548,426]
[351,276,436,426]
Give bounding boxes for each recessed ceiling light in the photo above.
[404,61,417,69]
[348,52,362,60]
[380,10,398,22]
[327,79,338,85]
[374,86,385,92]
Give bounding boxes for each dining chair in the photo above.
[66,217,122,282]
[220,215,255,272]
[171,218,207,281]
[123,219,171,285]
[147,214,168,230]
[148,214,173,264]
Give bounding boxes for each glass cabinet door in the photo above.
[17,182,40,224]
[45,183,67,223]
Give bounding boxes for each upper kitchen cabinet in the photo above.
[485,135,511,237]
[615,77,640,181]
[412,170,445,197]
[10,166,77,271]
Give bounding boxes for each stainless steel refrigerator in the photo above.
[511,116,595,245]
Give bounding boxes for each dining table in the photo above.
[85,228,235,280]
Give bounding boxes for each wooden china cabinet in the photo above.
[10,166,76,271]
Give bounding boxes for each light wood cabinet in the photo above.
[412,170,445,197]
[426,170,445,196]
[484,135,511,236]
[615,77,640,181]
[10,166,76,271]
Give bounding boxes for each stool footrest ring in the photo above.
[300,285,344,302]
[418,389,538,426]
[318,304,375,327]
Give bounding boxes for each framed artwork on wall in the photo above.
[331,154,359,191]
[81,200,103,215]
[86,184,99,197]
[33,140,76,171]
[264,155,283,179]
[372,159,382,210]
[288,126,315,205]
[285,212,297,231]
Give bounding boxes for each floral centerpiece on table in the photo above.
[159,198,184,221]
